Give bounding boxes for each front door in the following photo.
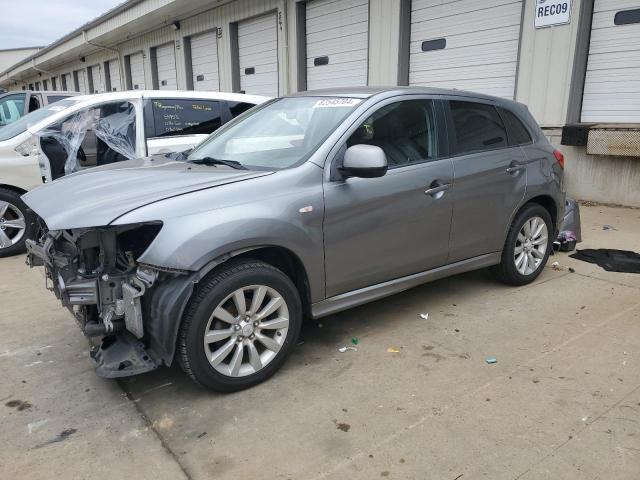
[323,98,453,297]
[445,99,527,262]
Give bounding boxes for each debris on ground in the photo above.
[554,230,577,252]
[551,261,562,271]
[485,356,497,364]
[568,267,576,273]
[570,249,640,274]
[338,346,357,353]
[197,431,207,439]
[419,313,429,320]
[602,224,618,231]
[387,347,400,353]
[351,338,359,345]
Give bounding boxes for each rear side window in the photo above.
[147,99,223,138]
[227,101,256,118]
[47,95,70,104]
[499,108,532,146]
[450,101,508,155]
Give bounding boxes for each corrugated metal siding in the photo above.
[238,13,279,96]
[191,30,220,91]
[409,0,523,98]
[581,0,640,122]
[155,42,178,89]
[305,0,369,89]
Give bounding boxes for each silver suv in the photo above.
[23,87,565,392]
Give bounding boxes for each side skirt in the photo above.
[311,252,501,319]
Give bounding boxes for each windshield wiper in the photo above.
[187,156,248,170]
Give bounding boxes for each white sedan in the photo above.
[0,90,269,257]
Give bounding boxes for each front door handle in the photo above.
[424,183,451,197]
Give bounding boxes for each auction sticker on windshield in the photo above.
[313,98,362,108]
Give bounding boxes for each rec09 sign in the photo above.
[534,0,572,28]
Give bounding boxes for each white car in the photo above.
[0,90,269,257]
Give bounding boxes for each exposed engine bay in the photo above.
[25,221,196,378]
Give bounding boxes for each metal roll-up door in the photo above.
[155,43,177,90]
[129,52,146,90]
[62,73,72,91]
[306,0,369,90]
[191,31,220,91]
[409,0,523,98]
[582,1,640,122]
[89,65,103,93]
[238,13,278,97]
[107,59,121,91]
[76,70,88,94]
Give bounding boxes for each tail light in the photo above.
[553,149,565,169]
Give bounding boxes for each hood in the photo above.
[22,157,272,230]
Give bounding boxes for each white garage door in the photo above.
[107,59,121,91]
[305,0,369,90]
[191,31,220,91]
[155,43,178,90]
[89,65,103,93]
[238,14,278,96]
[129,52,146,90]
[582,1,640,122]
[409,0,523,98]
[62,73,72,91]
[75,70,88,94]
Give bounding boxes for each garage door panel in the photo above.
[129,53,146,89]
[409,0,522,98]
[305,0,369,90]
[155,43,177,90]
[582,0,640,122]
[191,31,219,91]
[238,14,278,96]
[108,60,121,91]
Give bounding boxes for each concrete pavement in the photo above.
[1,203,639,479]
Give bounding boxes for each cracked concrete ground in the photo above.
[1,204,639,479]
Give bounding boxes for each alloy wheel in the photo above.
[203,285,290,377]
[513,216,548,276]
[0,200,26,249]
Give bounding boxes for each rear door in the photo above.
[323,97,453,297]
[445,98,526,263]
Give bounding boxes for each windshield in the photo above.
[187,96,362,170]
[0,98,81,142]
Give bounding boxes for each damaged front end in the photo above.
[25,221,194,378]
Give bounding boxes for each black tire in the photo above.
[0,188,37,258]
[177,259,302,392]
[492,203,553,286]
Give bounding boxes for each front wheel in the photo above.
[0,188,36,258]
[177,259,302,392]
[492,203,553,286]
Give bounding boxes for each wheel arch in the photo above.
[0,184,29,196]
[524,195,558,234]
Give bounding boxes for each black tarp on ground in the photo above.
[570,249,640,274]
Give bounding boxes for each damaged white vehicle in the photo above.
[0,90,268,257]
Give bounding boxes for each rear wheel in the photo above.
[492,203,552,286]
[0,188,35,258]
[177,259,302,392]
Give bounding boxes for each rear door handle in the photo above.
[424,183,451,196]
[506,164,525,174]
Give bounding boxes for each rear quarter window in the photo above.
[499,107,533,146]
[146,98,223,138]
[449,100,508,155]
[227,101,256,118]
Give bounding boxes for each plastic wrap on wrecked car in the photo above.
[35,102,137,178]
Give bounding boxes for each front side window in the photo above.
[346,100,438,168]
[0,94,26,126]
[37,101,137,179]
[147,99,223,138]
[450,101,508,155]
[0,98,81,142]
[188,96,361,170]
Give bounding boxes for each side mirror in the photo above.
[339,144,388,179]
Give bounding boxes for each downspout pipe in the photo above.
[82,30,126,91]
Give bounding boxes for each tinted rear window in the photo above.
[148,99,223,137]
[227,101,256,118]
[450,101,508,155]
[499,107,533,146]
